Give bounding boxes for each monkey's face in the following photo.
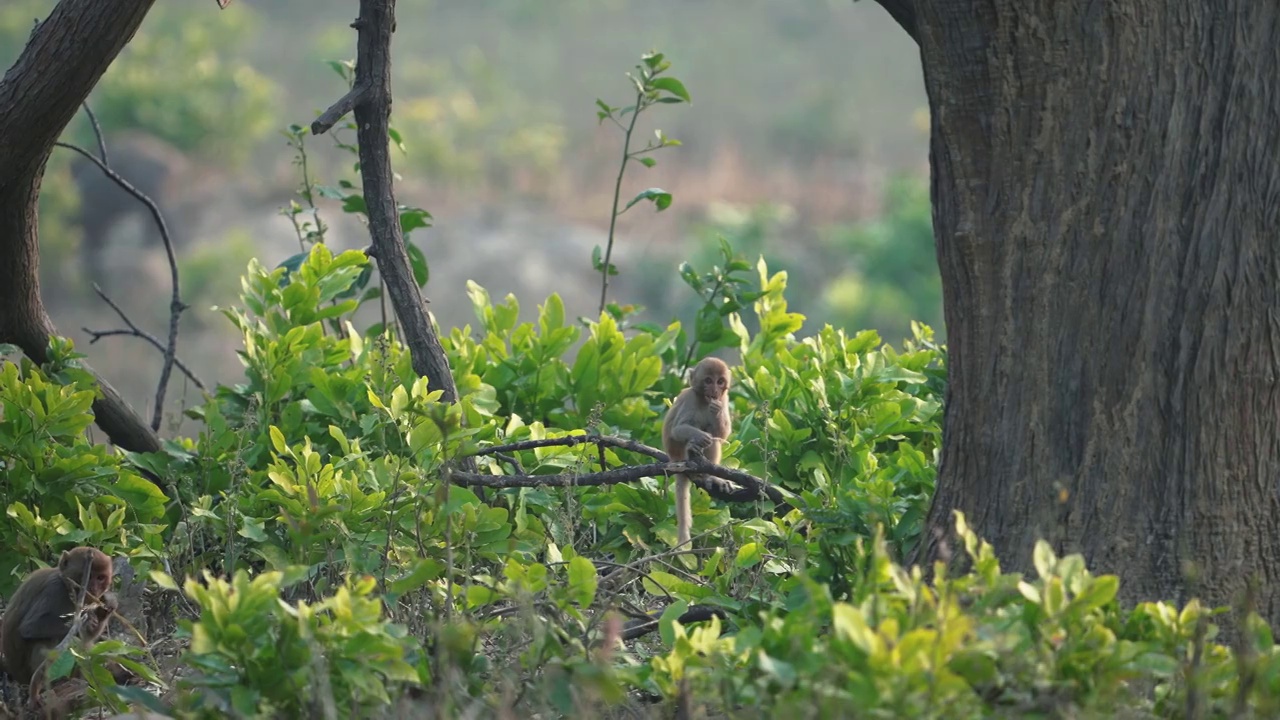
[699,368,729,402]
[88,560,112,597]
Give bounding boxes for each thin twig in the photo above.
[597,87,645,316]
[471,433,667,461]
[80,101,108,164]
[81,293,206,390]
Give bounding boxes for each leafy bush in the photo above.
[5,242,1280,717]
[159,569,419,717]
[0,340,167,593]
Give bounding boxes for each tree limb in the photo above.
[453,459,792,508]
[309,2,459,406]
[471,433,668,462]
[0,0,163,453]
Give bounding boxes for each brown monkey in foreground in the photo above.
[662,357,733,546]
[1,546,117,686]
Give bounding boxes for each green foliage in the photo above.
[641,514,1280,718]
[273,109,433,313]
[159,569,419,717]
[8,239,1280,716]
[0,341,166,593]
[6,33,1278,718]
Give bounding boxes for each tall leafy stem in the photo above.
[593,51,690,317]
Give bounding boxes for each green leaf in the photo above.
[1033,539,1056,579]
[650,76,691,103]
[567,556,598,607]
[623,188,673,212]
[1072,574,1120,612]
[399,207,432,234]
[390,558,445,594]
[46,648,75,680]
[406,241,430,286]
[659,599,690,647]
[735,543,763,568]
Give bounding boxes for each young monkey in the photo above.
[662,357,732,546]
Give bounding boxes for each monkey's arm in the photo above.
[667,423,715,453]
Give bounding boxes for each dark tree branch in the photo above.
[311,0,476,477]
[471,433,668,462]
[57,140,190,429]
[0,0,156,176]
[311,86,366,136]
[453,458,792,508]
[81,102,109,164]
[308,1,458,406]
[622,605,727,642]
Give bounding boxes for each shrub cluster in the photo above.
[3,241,1279,718]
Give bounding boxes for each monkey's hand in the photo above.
[685,430,715,458]
[88,592,118,621]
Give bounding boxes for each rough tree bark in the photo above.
[0,0,162,453]
[872,1,1280,623]
[311,0,459,407]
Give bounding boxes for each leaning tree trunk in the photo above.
[886,1,1280,622]
[0,0,162,452]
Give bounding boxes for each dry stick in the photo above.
[55,141,188,432]
[453,460,781,498]
[80,101,109,165]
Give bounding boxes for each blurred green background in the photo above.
[1,0,938,430]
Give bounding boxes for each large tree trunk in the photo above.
[0,0,162,452]
[890,2,1280,622]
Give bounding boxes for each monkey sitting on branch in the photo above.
[449,356,791,540]
[662,357,733,547]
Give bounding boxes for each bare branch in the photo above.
[311,0,474,473]
[453,458,792,508]
[81,101,109,164]
[56,140,189,431]
[310,85,367,135]
[0,0,162,454]
[82,284,207,390]
[472,433,667,462]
